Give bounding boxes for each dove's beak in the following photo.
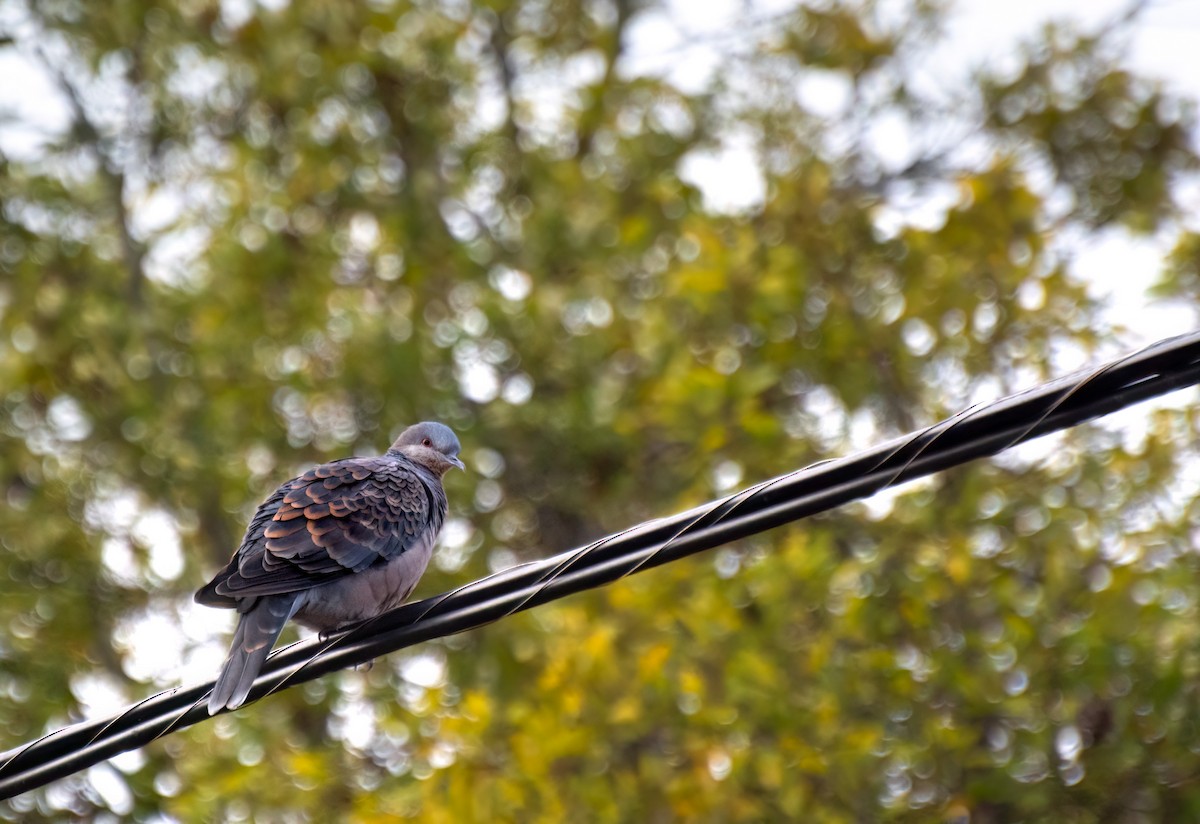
[450,455,466,471]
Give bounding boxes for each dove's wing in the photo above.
[194,456,441,604]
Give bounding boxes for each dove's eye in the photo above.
[422,438,432,447]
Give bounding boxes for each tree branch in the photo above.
[33,44,146,304]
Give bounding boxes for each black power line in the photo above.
[2,330,1199,799]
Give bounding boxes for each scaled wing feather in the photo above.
[206,458,434,599]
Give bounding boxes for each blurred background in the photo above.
[2,0,1200,820]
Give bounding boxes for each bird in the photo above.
[195,421,464,714]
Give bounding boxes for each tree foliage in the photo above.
[1,0,1198,820]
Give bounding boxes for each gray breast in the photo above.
[290,528,438,630]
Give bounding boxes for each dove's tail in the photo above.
[208,593,301,714]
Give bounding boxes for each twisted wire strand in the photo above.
[2,331,1198,799]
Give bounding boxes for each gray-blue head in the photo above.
[390,421,465,476]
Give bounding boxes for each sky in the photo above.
[1,0,1197,348]
[922,0,1200,348]
[621,0,1200,350]
[0,0,1197,702]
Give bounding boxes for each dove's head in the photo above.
[391,421,465,476]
